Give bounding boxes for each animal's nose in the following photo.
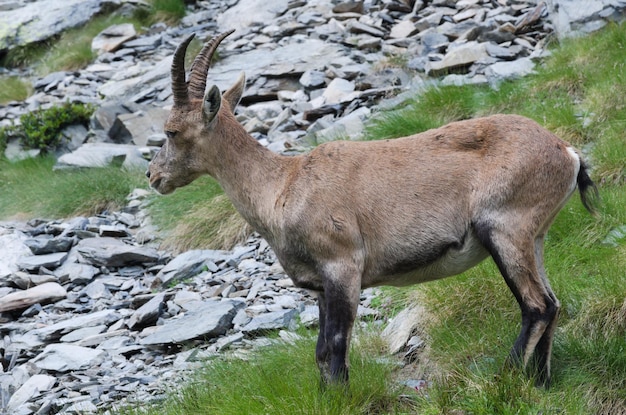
[145,170,151,179]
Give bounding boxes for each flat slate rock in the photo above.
[140,299,245,345]
[32,344,106,372]
[76,236,160,267]
[17,252,68,272]
[0,282,67,312]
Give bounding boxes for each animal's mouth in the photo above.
[149,176,166,194]
[150,177,162,189]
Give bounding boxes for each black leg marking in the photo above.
[315,267,361,385]
[474,221,558,387]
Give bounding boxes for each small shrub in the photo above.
[0,102,94,152]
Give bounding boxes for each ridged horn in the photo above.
[188,29,235,100]
[171,33,195,107]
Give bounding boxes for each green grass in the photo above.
[0,156,146,219]
[117,332,418,415]
[148,0,187,25]
[147,176,249,252]
[0,76,32,104]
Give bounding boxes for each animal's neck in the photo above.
[206,115,294,236]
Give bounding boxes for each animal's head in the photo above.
[147,30,245,194]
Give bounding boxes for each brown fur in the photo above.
[147,32,598,388]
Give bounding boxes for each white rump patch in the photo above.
[566,146,581,193]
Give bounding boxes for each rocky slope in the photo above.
[1,0,625,414]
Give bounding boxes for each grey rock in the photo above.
[381,305,425,354]
[128,293,166,329]
[212,332,244,352]
[299,70,327,88]
[241,309,299,335]
[426,41,489,75]
[140,299,245,345]
[602,224,626,247]
[485,57,535,83]
[420,31,449,53]
[24,236,73,255]
[60,325,107,343]
[0,0,115,52]
[173,290,203,310]
[390,20,420,39]
[485,42,524,60]
[155,249,228,287]
[299,305,320,327]
[112,107,170,147]
[78,330,131,348]
[55,262,99,284]
[32,344,106,372]
[33,309,120,340]
[65,400,98,413]
[0,282,67,312]
[10,271,57,289]
[33,71,68,91]
[56,142,144,169]
[76,237,160,267]
[321,78,357,105]
[0,231,31,276]
[546,0,612,38]
[6,374,56,412]
[217,0,290,33]
[92,23,137,54]
[347,20,386,37]
[82,280,112,300]
[91,103,131,138]
[17,251,67,272]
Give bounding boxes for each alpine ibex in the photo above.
[147,31,598,388]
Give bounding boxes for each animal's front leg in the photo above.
[316,262,361,385]
[315,291,331,383]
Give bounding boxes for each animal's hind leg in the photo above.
[529,234,560,387]
[475,221,559,387]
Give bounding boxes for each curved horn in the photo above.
[171,33,196,107]
[188,30,235,100]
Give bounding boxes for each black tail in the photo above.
[577,161,600,215]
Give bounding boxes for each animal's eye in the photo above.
[165,130,177,139]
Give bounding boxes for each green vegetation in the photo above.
[117,332,417,415]
[148,0,187,25]
[0,156,146,219]
[0,76,32,104]
[147,176,248,252]
[0,102,94,152]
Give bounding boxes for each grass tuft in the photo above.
[0,76,33,104]
[0,156,146,220]
[147,176,250,252]
[116,334,416,415]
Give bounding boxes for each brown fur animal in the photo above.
[147,31,598,388]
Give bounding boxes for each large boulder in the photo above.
[0,0,120,53]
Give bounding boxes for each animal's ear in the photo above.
[203,85,222,124]
[223,72,245,111]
